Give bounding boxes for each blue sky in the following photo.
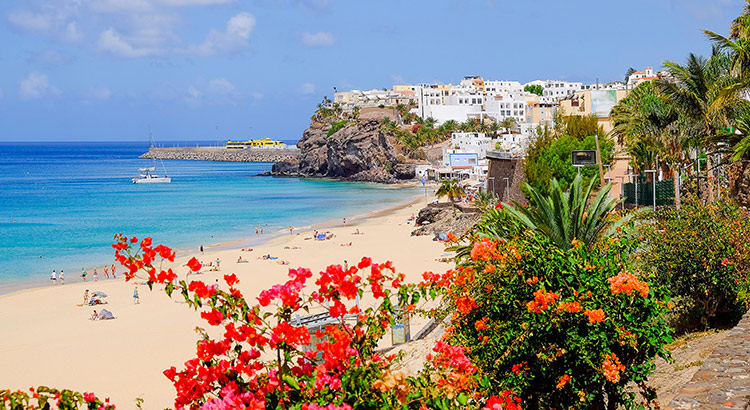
[0,0,745,142]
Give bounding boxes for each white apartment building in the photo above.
[484,80,523,95]
[524,80,584,98]
[627,67,659,88]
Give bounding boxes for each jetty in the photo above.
[139,146,299,163]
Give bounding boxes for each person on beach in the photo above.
[81,268,87,282]
[343,260,348,271]
[133,286,140,304]
[90,310,98,321]
[260,227,263,234]
[216,258,221,271]
[60,270,64,285]
[83,289,89,305]
[255,226,258,234]
[200,244,204,254]
[289,226,293,235]
[93,268,98,282]
[111,264,116,279]
[51,270,57,285]
[343,217,346,224]
[103,265,109,279]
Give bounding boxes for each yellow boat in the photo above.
[226,138,283,149]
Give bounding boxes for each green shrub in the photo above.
[638,198,750,329]
[441,231,673,410]
[327,120,348,136]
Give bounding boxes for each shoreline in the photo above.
[0,189,428,299]
[0,189,447,409]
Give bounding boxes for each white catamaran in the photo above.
[133,130,172,184]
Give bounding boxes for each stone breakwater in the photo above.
[139,147,299,163]
[665,309,750,410]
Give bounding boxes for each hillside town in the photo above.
[330,70,658,189]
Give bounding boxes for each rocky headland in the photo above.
[272,108,420,183]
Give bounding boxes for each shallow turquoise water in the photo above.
[0,142,418,292]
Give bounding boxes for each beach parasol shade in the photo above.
[91,291,108,297]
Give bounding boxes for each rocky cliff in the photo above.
[272,112,416,183]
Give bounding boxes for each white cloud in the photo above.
[184,78,240,106]
[186,12,255,56]
[19,72,61,100]
[298,83,316,95]
[301,31,334,47]
[98,28,159,57]
[81,86,112,102]
[65,21,82,41]
[8,11,54,32]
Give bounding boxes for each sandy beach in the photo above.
[0,195,449,409]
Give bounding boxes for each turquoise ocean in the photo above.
[0,142,419,294]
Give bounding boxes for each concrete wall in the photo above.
[140,147,299,163]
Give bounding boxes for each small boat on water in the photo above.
[132,166,171,184]
[133,129,172,184]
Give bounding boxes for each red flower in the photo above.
[224,274,239,287]
[494,202,504,209]
[187,257,202,272]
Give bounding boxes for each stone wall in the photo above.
[486,153,527,205]
[665,309,750,410]
[140,147,299,163]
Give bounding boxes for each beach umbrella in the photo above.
[91,291,108,298]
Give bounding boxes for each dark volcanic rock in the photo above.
[272,117,416,183]
[411,204,481,239]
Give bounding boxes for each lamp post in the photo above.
[645,170,657,209]
[616,176,626,210]
[503,177,510,202]
[604,165,611,184]
[488,177,495,201]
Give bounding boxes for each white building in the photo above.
[524,80,584,98]
[627,67,658,88]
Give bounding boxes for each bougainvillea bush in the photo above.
[1,387,113,410]
[440,231,673,410]
[638,198,750,330]
[108,234,521,410]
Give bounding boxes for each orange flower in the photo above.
[557,301,582,313]
[447,232,458,242]
[584,309,605,324]
[556,374,571,389]
[470,238,498,261]
[608,272,649,298]
[526,289,561,313]
[484,264,496,273]
[602,353,625,383]
[475,316,489,331]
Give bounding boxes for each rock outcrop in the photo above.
[272,114,417,183]
[410,204,482,240]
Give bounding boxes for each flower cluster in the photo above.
[608,272,649,298]
[584,309,605,324]
[526,289,561,313]
[111,234,496,410]
[602,353,626,383]
[2,387,114,410]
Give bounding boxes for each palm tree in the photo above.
[657,52,739,201]
[500,117,517,134]
[503,175,627,251]
[436,179,466,202]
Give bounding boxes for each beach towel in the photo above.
[316,234,326,240]
[99,309,114,320]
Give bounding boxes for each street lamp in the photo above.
[604,165,611,184]
[488,177,495,200]
[503,177,510,202]
[645,170,657,209]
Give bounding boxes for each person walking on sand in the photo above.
[289,226,293,235]
[60,270,65,285]
[93,268,99,282]
[103,265,109,279]
[81,268,87,282]
[83,289,89,305]
[111,264,116,279]
[343,217,346,225]
[343,260,348,271]
[200,244,204,254]
[133,286,140,304]
[50,270,57,285]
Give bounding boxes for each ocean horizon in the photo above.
[0,142,420,294]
